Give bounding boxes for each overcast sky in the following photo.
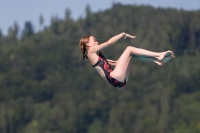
[0,0,200,35]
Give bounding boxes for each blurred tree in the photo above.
[50,15,60,35]
[0,103,7,133]
[22,21,34,39]
[0,29,3,45]
[39,14,44,30]
[7,100,14,133]
[0,29,2,39]
[84,4,93,31]
[7,22,19,42]
[85,4,92,17]
[65,8,71,21]
[62,8,73,34]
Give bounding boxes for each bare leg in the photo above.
[125,58,132,82]
[110,50,132,82]
[110,46,174,82]
[129,46,174,60]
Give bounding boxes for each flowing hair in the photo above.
[79,35,90,60]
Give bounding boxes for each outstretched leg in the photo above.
[129,46,173,60]
[110,46,174,82]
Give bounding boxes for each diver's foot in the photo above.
[156,50,174,61]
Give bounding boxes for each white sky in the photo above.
[0,0,200,35]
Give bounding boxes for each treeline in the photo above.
[0,3,200,133]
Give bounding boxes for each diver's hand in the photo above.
[125,34,136,39]
[123,31,136,39]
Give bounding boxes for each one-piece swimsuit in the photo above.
[92,52,126,88]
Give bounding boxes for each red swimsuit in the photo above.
[92,52,126,88]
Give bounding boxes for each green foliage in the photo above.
[0,3,200,133]
[0,29,2,38]
[22,21,34,40]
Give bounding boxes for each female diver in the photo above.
[79,32,174,88]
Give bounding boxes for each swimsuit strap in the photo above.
[92,62,98,67]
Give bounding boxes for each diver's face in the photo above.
[87,36,98,47]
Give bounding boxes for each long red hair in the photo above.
[79,35,90,60]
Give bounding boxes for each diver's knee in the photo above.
[126,46,136,52]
